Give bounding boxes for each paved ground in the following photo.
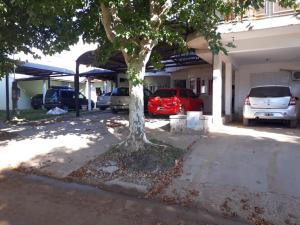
[0,111,193,178]
[0,112,125,177]
[0,171,248,225]
[1,113,300,225]
[166,122,300,225]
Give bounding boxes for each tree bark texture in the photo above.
[119,48,154,152]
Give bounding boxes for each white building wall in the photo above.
[144,76,170,93]
[235,60,300,119]
[0,75,13,110]
[0,78,88,110]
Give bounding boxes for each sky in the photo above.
[15,39,98,73]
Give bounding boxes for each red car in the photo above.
[148,88,204,115]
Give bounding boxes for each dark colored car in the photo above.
[148,88,204,115]
[31,94,43,109]
[44,86,94,111]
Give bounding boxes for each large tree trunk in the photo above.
[120,56,151,152]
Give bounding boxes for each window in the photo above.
[61,91,74,99]
[148,85,156,93]
[187,89,197,98]
[45,90,58,101]
[153,89,177,97]
[190,79,196,94]
[96,88,102,96]
[144,89,152,98]
[249,86,291,97]
[201,80,207,94]
[79,93,86,99]
[174,80,186,88]
[111,87,129,96]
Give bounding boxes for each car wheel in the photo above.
[111,109,118,114]
[243,118,250,126]
[289,119,297,128]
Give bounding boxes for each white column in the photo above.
[104,81,107,93]
[225,62,232,116]
[87,78,92,111]
[42,80,47,105]
[212,54,223,125]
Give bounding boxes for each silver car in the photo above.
[96,92,111,110]
[243,85,299,128]
[110,87,152,113]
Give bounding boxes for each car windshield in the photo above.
[112,88,129,96]
[153,89,177,97]
[61,91,74,99]
[45,89,58,101]
[249,86,291,98]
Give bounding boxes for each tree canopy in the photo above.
[0,0,297,77]
[0,0,82,76]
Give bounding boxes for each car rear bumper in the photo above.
[243,105,298,120]
[148,105,180,115]
[111,105,129,110]
[96,103,110,108]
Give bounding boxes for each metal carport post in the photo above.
[5,73,10,121]
[75,61,80,117]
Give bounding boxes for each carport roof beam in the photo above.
[76,45,207,73]
[15,62,75,76]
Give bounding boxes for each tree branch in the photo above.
[150,0,173,24]
[100,3,115,42]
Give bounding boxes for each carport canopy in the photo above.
[76,45,207,72]
[74,44,208,117]
[5,62,75,121]
[15,62,75,77]
[79,68,117,80]
[79,68,118,112]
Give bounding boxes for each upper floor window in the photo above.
[223,0,299,22]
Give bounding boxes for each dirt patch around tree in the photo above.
[66,139,188,200]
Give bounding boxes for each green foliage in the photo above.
[0,0,82,77]
[77,0,297,79]
[0,0,297,79]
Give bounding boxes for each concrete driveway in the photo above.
[0,112,126,177]
[1,112,300,224]
[166,122,300,225]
